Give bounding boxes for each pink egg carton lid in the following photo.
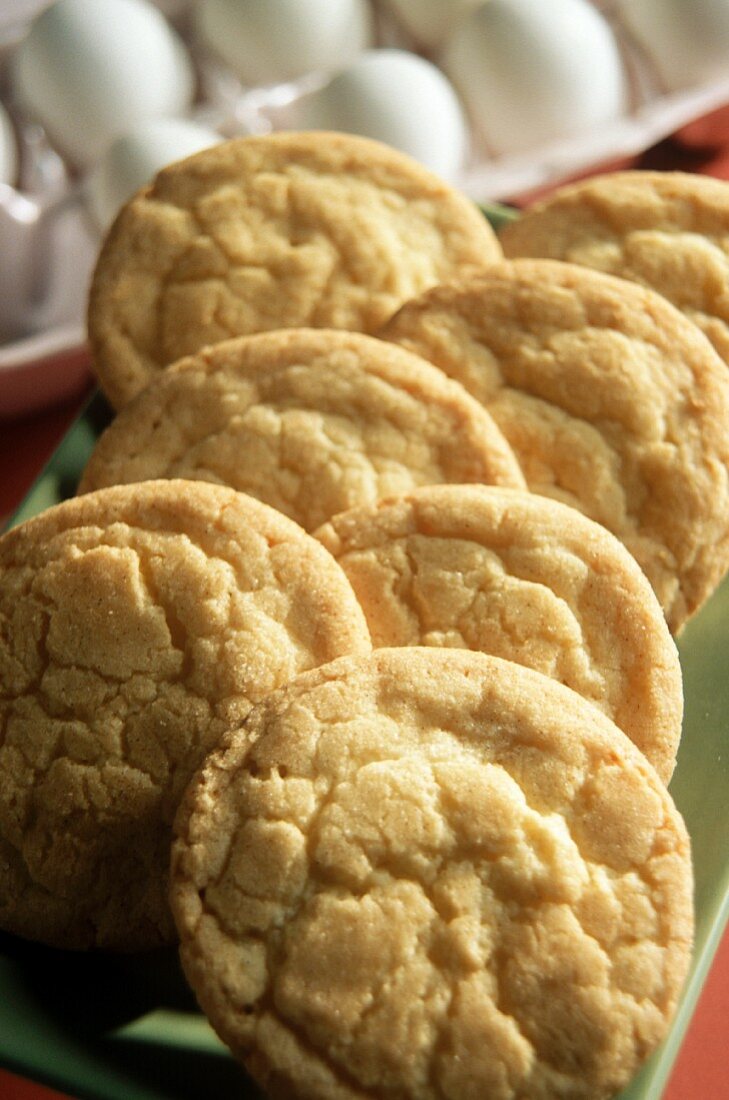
[0,323,89,419]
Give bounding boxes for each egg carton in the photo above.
[2,0,729,418]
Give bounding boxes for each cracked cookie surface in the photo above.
[0,480,371,950]
[171,648,693,1100]
[315,486,682,782]
[500,170,729,365]
[78,330,525,531]
[379,259,729,632]
[87,131,502,409]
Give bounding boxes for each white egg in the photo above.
[619,0,729,92]
[13,0,195,167]
[195,0,374,86]
[441,0,627,157]
[86,118,221,232]
[0,102,18,187]
[385,0,481,51]
[285,50,468,180]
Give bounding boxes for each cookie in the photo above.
[87,131,502,408]
[500,170,729,365]
[315,485,682,782]
[380,259,729,632]
[170,647,694,1100]
[0,480,371,950]
[78,329,525,530]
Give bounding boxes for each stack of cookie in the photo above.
[2,133,727,1099]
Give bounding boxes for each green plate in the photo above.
[1,206,728,1099]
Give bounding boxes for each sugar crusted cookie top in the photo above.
[315,485,682,782]
[0,480,370,950]
[171,648,693,1100]
[380,259,729,632]
[500,170,729,365]
[88,131,502,408]
[79,330,525,530]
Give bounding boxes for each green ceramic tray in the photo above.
[1,207,728,1100]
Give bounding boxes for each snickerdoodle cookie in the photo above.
[379,259,729,632]
[77,329,525,531]
[0,480,370,950]
[315,485,682,781]
[500,170,729,365]
[170,647,693,1100]
[87,131,502,408]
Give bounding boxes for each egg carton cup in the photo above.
[1,0,729,419]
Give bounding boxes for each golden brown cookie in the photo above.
[0,480,371,950]
[500,170,729,365]
[315,485,682,782]
[77,329,525,530]
[171,647,694,1100]
[87,131,502,408]
[380,259,729,633]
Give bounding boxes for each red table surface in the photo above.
[3,109,729,1100]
